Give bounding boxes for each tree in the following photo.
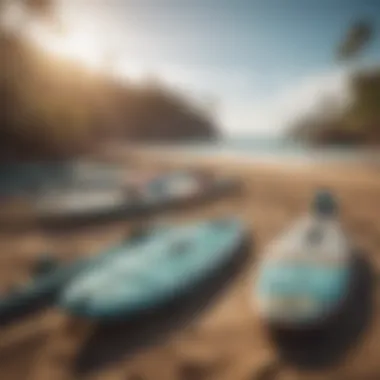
[337,19,375,61]
[291,19,380,145]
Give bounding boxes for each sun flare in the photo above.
[33,28,103,70]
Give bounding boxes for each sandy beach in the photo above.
[0,155,380,380]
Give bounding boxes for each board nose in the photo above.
[312,189,338,217]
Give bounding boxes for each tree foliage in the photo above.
[337,19,375,61]
[290,69,380,145]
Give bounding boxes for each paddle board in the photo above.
[0,161,126,197]
[0,234,147,326]
[255,190,353,329]
[142,170,237,205]
[35,189,128,218]
[59,217,247,320]
[35,170,239,226]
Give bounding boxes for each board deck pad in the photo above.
[255,213,352,327]
[59,218,246,320]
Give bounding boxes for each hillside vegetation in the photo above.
[290,20,380,146]
[0,3,217,161]
[290,68,380,145]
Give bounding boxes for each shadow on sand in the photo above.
[0,292,57,329]
[269,251,375,370]
[72,236,252,377]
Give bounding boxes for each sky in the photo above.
[38,0,380,136]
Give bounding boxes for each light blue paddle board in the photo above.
[255,191,353,328]
[59,217,247,320]
[0,232,150,325]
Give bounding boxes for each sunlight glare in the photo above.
[115,61,151,81]
[34,27,104,70]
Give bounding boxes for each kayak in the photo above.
[254,191,354,329]
[59,217,247,320]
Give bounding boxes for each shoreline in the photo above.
[119,146,380,190]
[104,143,380,171]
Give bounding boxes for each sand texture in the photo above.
[0,158,379,380]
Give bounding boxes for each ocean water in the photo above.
[147,137,379,165]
